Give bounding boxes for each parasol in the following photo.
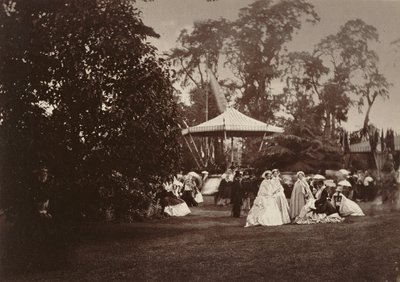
[188,171,203,187]
[338,180,352,187]
[312,174,326,180]
[339,169,351,175]
[324,179,336,187]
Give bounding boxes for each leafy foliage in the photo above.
[284,19,390,139]
[225,0,319,121]
[252,130,343,173]
[0,0,181,223]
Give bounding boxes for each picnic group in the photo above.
[161,166,400,227]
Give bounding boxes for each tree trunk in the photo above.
[363,103,373,132]
[331,116,336,139]
[324,113,331,138]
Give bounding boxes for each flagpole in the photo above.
[258,132,267,152]
[231,137,234,165]
[178,124,201,168]
[205,84,209,166]
[223,118,228,167]
[183,120,204,167]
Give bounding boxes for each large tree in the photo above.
[284,19,390,139]
[224,0,319,122]
[314,19,390,137]
[0,0,181,223]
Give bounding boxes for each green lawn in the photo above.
[2,197,400,281]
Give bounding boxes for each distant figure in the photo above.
[313,180,336,215]
[331,186,364,217]
[182,176,198,207]
[231,171,244,218]
[218,172,233,206]
[295,179,343,225]
[271,169,291,224]
[241,170,252,211]
[363,171,375,201]
[290,171,314,220]
[161,179,191,217]
[30,165,52,219]
[245,172,288,227]
[381,154,398,203]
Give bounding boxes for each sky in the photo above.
[136,0,400,133]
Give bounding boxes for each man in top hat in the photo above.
[231,171,244,218]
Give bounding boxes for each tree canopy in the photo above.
[0,0,182,222]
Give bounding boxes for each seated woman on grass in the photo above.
[161,176,191,217]
[295,176,344,225]
[331,181,364,217]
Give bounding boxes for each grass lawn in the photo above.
[1,196,400,281]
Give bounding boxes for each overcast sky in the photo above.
[137,0,400,133]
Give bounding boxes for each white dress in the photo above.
[245,179,285,227]
[332,192,364,217]
[295,187,344,224]
[163,182,191,217]
[164,202,191,217]
[271,177,291,224]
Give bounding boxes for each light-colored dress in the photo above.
[290,179,314,219]
[331,192,364,216]
[295,187,344,224]
[245,179,285,227]
[271,177,291,224]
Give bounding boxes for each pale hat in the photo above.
[262,170,272,178]
[296,171,305,177]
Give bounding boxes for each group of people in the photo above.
[216,168,365,227]
[160,172,205,217]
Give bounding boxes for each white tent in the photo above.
[181,108,283,138]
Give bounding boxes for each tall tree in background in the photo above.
[170,19,229,122]
[224,0,319,122]
[315,19,390,137]
[283,51,328,136]
[0,0,181,224]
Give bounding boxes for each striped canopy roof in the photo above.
[181,108,284,137]
[349,135,400,153]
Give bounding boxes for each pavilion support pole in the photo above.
[178,124,201,168]
[182,121,205,167]
[182,135,201,168]
[258,132,267,152]
[223,118,228,167]
[188,132,204,167]
[231,137,234,164]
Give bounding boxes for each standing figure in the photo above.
[231,171,244,218]
[245,170,287,227]
[271,169,291,224]
[30,165,52,219]
[289,171,314,220]
[182,175,198,207]
[241,170,251,211]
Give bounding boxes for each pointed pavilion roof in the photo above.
[181,108,283,137]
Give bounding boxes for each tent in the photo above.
[181,108,283,167]
[181,108,283,138]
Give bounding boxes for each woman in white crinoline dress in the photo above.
[295,180,344,224]
[331,186,364,217]
[162,179,191,217]
[245,171,287,227]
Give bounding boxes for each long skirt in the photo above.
[164,202,191,217]
[245,196,285,227]
[295,199,344,224]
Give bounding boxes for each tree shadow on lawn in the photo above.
[2,201,400,281]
